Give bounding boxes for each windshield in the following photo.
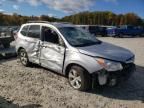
[59,27,101,47]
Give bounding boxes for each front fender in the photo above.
[63,52,103,75]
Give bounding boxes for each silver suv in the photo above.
[15,21,135,91]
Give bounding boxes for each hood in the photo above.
[78,42,134,62]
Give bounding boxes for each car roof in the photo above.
[23,21,75,28]
[52,22,75,28]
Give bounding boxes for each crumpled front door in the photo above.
[40,42,65,73]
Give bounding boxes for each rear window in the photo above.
[20,25,29,36]
[27,25,40,39]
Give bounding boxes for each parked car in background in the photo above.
[15,21,135,91]
[10,26,20,39]
[89,25,107,36]
[76,25,119,37]
[140,26,144,37]
[106,26,117,37]
[114,25,143,37]
[75,25,108,36]
[0,26,15,48]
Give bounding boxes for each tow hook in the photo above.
[107,76,117,87]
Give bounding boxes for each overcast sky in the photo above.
[0,0,144,18]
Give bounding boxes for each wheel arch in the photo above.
[17,47,25,54]
[64,63,90,78]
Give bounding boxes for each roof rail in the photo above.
[27,21,50,23]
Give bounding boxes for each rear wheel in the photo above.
[19,49,30,66]
[68,66,92,91]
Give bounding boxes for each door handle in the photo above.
[41,45,47,48]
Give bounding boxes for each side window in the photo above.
[27,25,40,39]
[42,26,59,44]
[20,25,29,36]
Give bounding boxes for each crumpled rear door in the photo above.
[24,38,41,64]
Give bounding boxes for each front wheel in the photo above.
[68,66,92,91]
[19,49,30,66]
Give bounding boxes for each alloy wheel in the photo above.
[68,69,82,89]
[20,51,28,65]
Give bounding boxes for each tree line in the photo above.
[0,13,59,26]
[62,11,144,26]
[0,11,144,26]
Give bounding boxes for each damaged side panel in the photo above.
[40,42,65,73]
[25,39,41,64]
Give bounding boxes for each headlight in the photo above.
[96,58,123,71]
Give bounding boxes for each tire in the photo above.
[19,49,30,66]
[68,66,92,91]
[3,43,10,48]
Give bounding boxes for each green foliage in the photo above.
[0,11,143,26]
[0,13,60,26]
[62,11,143,26]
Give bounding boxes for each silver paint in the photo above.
[16,22,135,77]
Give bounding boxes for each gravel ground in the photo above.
[0,37,144,108]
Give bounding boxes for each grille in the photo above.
[108,63,135,81]
[122,63,134,70]
[120,63,135,78]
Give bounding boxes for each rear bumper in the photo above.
[92,63,136,86]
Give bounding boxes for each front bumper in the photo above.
[110,63,135,80]
[92,63,136,86]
